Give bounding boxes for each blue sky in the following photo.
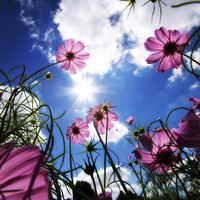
[1,0,200,199]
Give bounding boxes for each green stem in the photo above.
[137,137,147,200]
[22,60,65,85]
[91,174,99,200]
[69,136,75,199]
[93,120,131,199]
[182,52,200,67]
[103,112,109,189]
[89,152,104,194]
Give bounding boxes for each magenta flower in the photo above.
[86,103,118,135]
[194,146,200,161]
[144,27,190,73]
[91,191,112,200]
[126,116,134,125]
[0,142,51,199]
[172,109,200,148]
[55,39,89,75]
[67,118,90,144]
[188,97,200,110]
[132,128,179,174]
[0,92,3,100]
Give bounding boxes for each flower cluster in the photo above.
[127,97,200,174]
[66,102,118,144]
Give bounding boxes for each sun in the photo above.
[74,81,93,99]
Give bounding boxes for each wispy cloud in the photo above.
[168,67,185,84]
[189,82,200,90]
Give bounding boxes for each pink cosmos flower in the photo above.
[86,103,118,135]
[126,116,134,125]
[144,27,190,73]
[188,97,200,110]
[132,128,179,174]
[0,142,51,199]
[67,118,90,144]
[55,39,89,75]
[172,109,200,148]
[91,191,112,200]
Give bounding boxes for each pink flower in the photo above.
[172,109,200,148]
[86,103,118,135]
[144,27,190,73]
[126,116,134,125]
[55,39,89,75]
[0,142,51,199]
[67,118,90,144]
[91,191,112,200]
[132,128,179,174]
[188,97,200,110]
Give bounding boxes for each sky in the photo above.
[0,0,200,199]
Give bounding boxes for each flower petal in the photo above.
[132,150,155,163]
[75,118,83,126]
[75,52,89,60]
[72,41,85,53]
[69,61,77,75]
[146,52,165,64]
[144,37,164,52]
[73,59,87,70]
[155,27,169,44]
[55,53,66,63]
[169,29,180,43]
[65,39,75,52]
[58,43,66,54]
[60,60,70,70]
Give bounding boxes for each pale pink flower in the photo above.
[67,118,90,144]
[55,39,89,75]
[126,116,134,125]
[133,128,179,174]
[172,109,200,148]
[86,103,118,135]
[144,27,190,73]
[0,142,51,199]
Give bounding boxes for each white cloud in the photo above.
[189,82,200,89]
[53,0,200,76]
[168,67,185,83]
[63,166,141,199]
[88,121,128,143]
[186,48,200,70]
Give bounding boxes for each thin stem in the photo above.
[103,112,109,189]
[137,137,147,200]
[93,120,131,199]
[182,52,200,66]
[91,174,99,200]
[69,136,74,200]
[89,152,104,195]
